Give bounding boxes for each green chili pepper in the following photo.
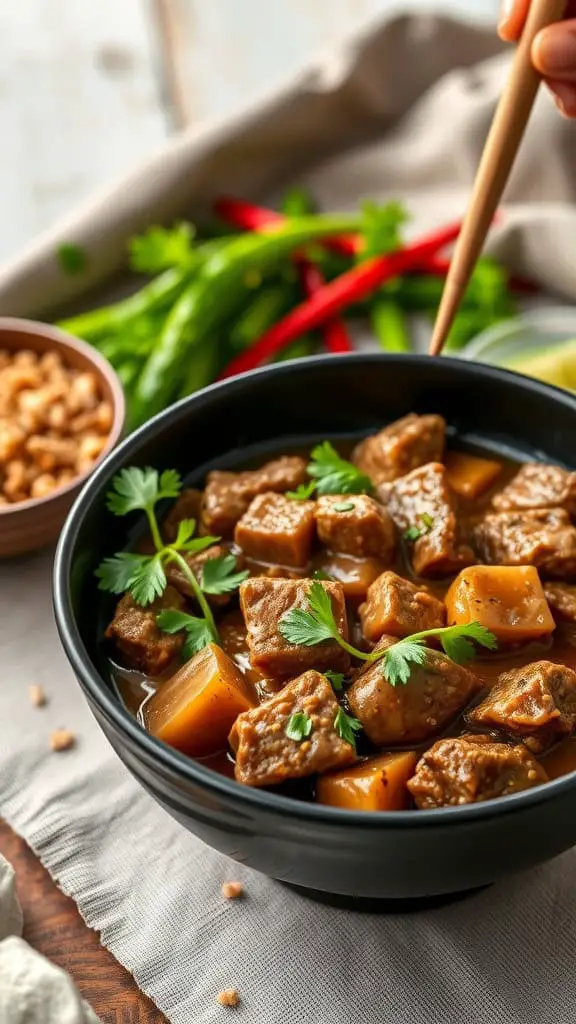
[371,299,411,352]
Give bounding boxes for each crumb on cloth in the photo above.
[216,989,240,1008]
[50,728,76,752]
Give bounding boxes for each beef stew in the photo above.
[99,412,576,813]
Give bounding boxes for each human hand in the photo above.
[499,0,576,115]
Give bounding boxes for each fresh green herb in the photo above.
[286,481,317,501]
[421,513,434,529]
[312,569,335,582]
[334,708,362,751]
[57,243,87,275]
[285,712,313,742]
[325,670,345,692]
[333,501,355,513]
[279,581,498,686]
[404,525,422,542]
[201,553,249,595]
[307,441,374,496]
[156,609,214,660]
[96,466,222,652]
[359,200,409,259]
[129,223,197,274]
[404,512,435,542]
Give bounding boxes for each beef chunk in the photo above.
[233,670,356,787]
[105,586,184,675]
[201,456,308,536]
[473,509,576,579]
[353,413,445,485]
[234,492,315,568]
[388,462,475,577]
[314,494,396,560]
[467,660,576,753]
[347,646,480,745]
[492,463,576,516]
[359,570,446,643]
[162,489,203,543]
[544,582,576,623]
[240,577,350,679]
[166,544,243,608]
[408,734,548,809]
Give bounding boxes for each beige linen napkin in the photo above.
[2,14,576,1024]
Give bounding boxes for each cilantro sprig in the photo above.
[96,466,247,654]
[278,582,497,686]
[285,712,313,742]
[287,441,373,501]
[334,708,362,750]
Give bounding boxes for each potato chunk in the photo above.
[359,570,445,643]
[143,644,256,757]
[445,565,555,644]
[234,492,315,568]
[445,451,502,500]
[316,751,418,811]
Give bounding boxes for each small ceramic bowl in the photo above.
[463,307,576,382]
[0,318,125,558]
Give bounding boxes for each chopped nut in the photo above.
[29,685,47,708]
[50,728,76,752]
[221,881,244,900]
[216,989,240,1008]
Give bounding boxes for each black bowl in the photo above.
[53,354,576,906]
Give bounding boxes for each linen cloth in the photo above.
[1,14,576,1024]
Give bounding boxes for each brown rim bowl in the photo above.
[0,318,125,558]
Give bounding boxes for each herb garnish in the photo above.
[325,670,345,692]
[307,442,374,496]
[96,467,247,653]
[404,512,435,542]
[285,712,313,742]
[57,243,87,275]
[312,569,335,582]
[286,481,317,501]
[334,708,362,750]
[333,501,355,513]
[278,582,497,686]
[129,222,197,274]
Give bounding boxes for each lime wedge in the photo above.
[504,340,576,391]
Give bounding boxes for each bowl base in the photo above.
[281,881,491,913]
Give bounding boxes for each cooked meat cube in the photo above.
[347,646,480,745]
[353,413,445,485]
[445,565,555,643]
[162,488,203,543]
[240,577,350,679]
[359,570,446,643]
[234,492,315,568]
[314,494,396,561]
[467,660,576,753]
[408,734,548,809]
[388,462,475,577]
[201,456,308,536]
[445,451,502,500]
[544,582,576,623]
[473,509,576,579]
[492,462,576,516]
[313,552,386,602]
[143,644,256,757]
[316,750,418,811]
[105,586,185,675]
[166,544,243,609]
[233,670,356,787]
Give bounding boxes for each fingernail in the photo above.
[534,25,576,77]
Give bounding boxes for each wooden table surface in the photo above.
[0,1,499,1019]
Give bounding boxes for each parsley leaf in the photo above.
[359,200,409,259]
[404,525,422,542]
[333,501,355,512]
[383,639,428,686]
[129,554,167,606]
[156,609,214,659]
[286,481,317,501]
[307,441,374,496]
[57,242,87,275]
[334,708,362,750]
[440,621,498,663]
[312,569,335,581]
[421,513,435,529]
[383,621,498,686]
[129,222,197,274]
[325,670,345,692]
[106,467,182,516]
[95,552,152,595]
[279,581,339,647]
[404,513,435,542]
[201,554,250,595]
[285,712,313,742]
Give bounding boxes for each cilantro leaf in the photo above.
[334,708,362,750]
[359,200,409,259]
[285,712,313,742]
[106,467,182,516]
[404,525,422,542]
[404,513,434,542]
[383,639,428,687]
[129,554,167,606]
[421,513,435,529]
[57,242,87,275]
[129,222,196,274]
[325,670,345,692]
[95,552,152,595]
[312,569,335,581]
[173,518,197,548]
[440,621,498,663]
[156,608,213,658]
[286,481,317,501]
[278,608,334,647]
[333,501,355,512]
[201,554,249,595]
[307,441,374,496]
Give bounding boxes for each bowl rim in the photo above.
[0,317,125,517]
[53,352,576,829]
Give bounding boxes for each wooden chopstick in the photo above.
[429,0,568,356]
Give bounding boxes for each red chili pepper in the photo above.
[296,260,353,353]
[219,221,462,379]
[415,253,537,294]
[215,197,359,256]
